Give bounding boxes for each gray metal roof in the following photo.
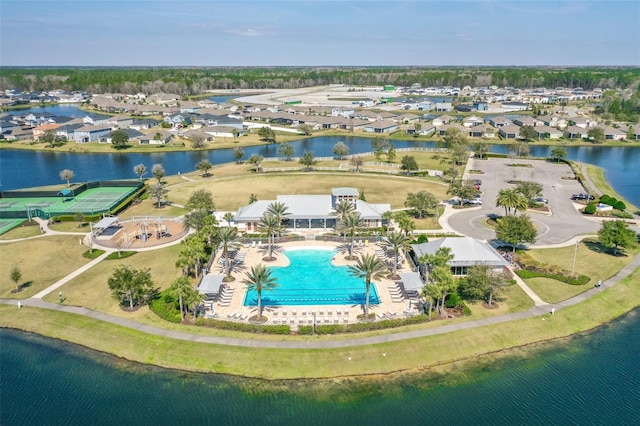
[399,272,424,292]
[198,274,224,295]
[332,187,359,196]
[411,237,508,267]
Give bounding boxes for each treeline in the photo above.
[1,66,638,95]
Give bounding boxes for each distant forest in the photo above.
[1,67,639,95]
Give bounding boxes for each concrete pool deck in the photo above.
[207,240,417,327]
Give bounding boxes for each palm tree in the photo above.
[340,212,361,258]
[176,236,206,278]
[420,283,440,319]
[496,188,528,216]
[223,212,234,227]
[333,199,355,223]
[266,201,289,236]
[348,253,387,317]
[243,264,279,319]
[258,213,281,261]
[170,276,192,320]
[216,227,241,280]
[382,231,412,278]
[419,247,454,283]
[430,265,456,315]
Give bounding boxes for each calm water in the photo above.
[2,137,639,206]
[243,248,380,307]
[1,309,639,425]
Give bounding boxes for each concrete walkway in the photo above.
[3,251,638,349]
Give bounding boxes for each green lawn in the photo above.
[585,164,638,212]
[0,221,42,239]
[0,235,92,298]
[42,244,183,315]
[525,277,593,303]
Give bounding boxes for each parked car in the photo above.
[571,193,594,201]
[536,197,549,204]
[464,198,483,205]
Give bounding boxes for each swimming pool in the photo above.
[243,247,380,307]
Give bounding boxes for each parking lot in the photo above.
[447,157,602,246]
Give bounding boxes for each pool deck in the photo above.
[206,240,419,327]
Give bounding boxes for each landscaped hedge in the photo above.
[516,269,590,285]
[52,214,101,222]
[485,153,509,159]
[149,295,182,323]
[599,195,626,211]
[297,314,431,335]
[195,318,291,334]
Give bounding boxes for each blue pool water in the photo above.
[243,248,380,306]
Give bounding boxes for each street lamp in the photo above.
[312,313,317,334]
[571,240,579,277]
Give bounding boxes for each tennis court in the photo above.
[0,182,142,223]
[0,219,25,235]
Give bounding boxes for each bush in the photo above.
[485,153,509,159]
[612,210,633,219]
[600,194,611,204]
[105,251,136,260]
[584,202,597,215]
[516,269,590,285]
[149,293,182,323]
[82,249,105,259]
[195,318,291,334]
[614,201,626,211]
[445,293,462,308]
[298,314,431,335]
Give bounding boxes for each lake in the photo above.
[1,136,639,206]
[2,309,639,425]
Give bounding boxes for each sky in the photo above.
[1,0,639,66]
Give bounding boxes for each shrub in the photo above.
[445,293,463,308]
[600,194,611,204]
[82,249,105,259]
[195,318,291,334]
[300,314,431,335]
[105,251,136,260]
[612,210,633,219]
[485,153,509,159]
[584,202,597,215]
[614,201,626,211]
[149,293,182,323]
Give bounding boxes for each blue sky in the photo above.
[1,0,638,66]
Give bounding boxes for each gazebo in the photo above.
[91,216,120,236]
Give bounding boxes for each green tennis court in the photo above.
[0,182,143,222]
[0,219,25,235]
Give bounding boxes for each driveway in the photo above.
[447,157,601,246]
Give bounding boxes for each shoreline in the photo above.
[1,264,638,380]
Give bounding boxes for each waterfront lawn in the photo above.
[525,277,593,304]
[166,173,449,212]
[0,236,91,298]
[42,244,183,315]
[3,267,638,379]
[117,197,187,219]
[523,238,640,284]
[585,164,638,212]
[466,282,535,318]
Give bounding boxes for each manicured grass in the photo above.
[0,235,92,298]
[48,222,92,233]
[2,267,637,379]
[0,222,42,239]
[41,244,183,314]
[522,238,639,284]
[525,277,593,303]
[117,198,186,219]
[465,282,535,319]
[167,173,450,212]
[585,164,638,211]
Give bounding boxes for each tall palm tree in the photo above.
[216,227,241,280]
[259,214,280,260]
[243,264,279,319]
[496,188,528,216]
[419,247,454,283]
[348,253,387,317]
[266,201,289,237]
[333,199,355,224]
[339,212,362,257]
[430,265,456,315]
[223,212,234,227]
[382,231,412,278]
[420,283,440,319]
[177,236,206,278]
[170,276,192,320]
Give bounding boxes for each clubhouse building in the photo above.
[234,187,391,232]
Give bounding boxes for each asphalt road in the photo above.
[448,157,602,246]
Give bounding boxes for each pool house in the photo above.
[234,187,391,232]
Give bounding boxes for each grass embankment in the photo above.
[584,164,639,212]
[0,222,42,240]
[0,235,92,298]
[521,238,640,303]
[1,267,637,379]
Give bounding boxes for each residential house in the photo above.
[202,126,245,138]
[140,130,173,145]
[406,123,436,136]
[164,114,191,129]
[534,125,563,139]
[147,92,181,106]
[359,98,375,107]
[398,113,420,124]
[105,128,143,143]
[73,125,112,143]
[33,123,62,140]
[501,101,528,111]
[513,116,542,127]
[462,115,484,127]
[489,116,511,127]
[434,102,453,112]
[129,118,160,131]
[332,108,355,118]
[2,126,34,141]
[473,102,488,111]
[364,120,398,134]
[437,123,466,136]
[108,115,134,129]
[540,115,568,129]
[467,125,495,138]
[564,125,589,139]
[82,113,112,126]
[417,100,434,111]
[454,104,473,113]
[571,117,598,129]
[498,124,521,139]
[602,126,626,141]
[55,123,84,141]
[432,114,455,127]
